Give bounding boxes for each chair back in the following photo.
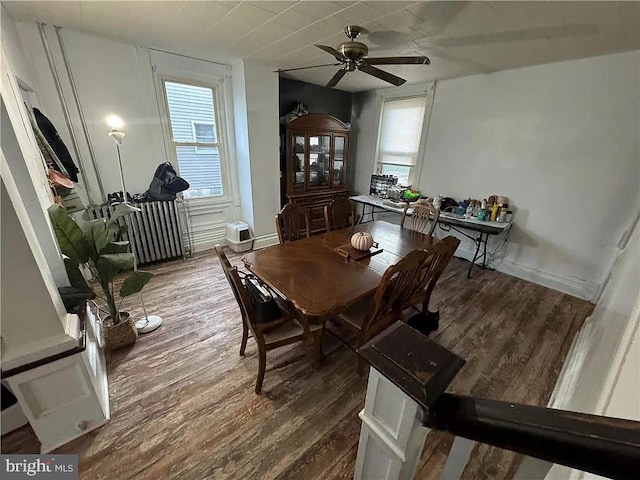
[324,197,355,232]
[403,236,460,311]
[362,249,429,338]
[275,203,310,243]
[215,245,260,338]
[402,203,440,236]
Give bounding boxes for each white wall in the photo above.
[232,61,255,232]
[540,216,639,480]
[421,51,639,300]
[1,4,35,88]
[242,62,280,241]
[353,51,640,301]
[554,217,639,416]
[15,22,281,251]
[232,60,281,245]
[16,23,163,199]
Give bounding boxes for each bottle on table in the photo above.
[490,204,500,221]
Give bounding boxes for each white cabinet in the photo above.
[4,305,110,453]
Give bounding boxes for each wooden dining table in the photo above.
[241,221,437,319]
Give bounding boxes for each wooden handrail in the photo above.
[424,393,640,480]
[358,322,640,480]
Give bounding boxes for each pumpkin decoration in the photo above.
[351,232,374,251]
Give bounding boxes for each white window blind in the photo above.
[163,81,223,198]
[376,96,427,186]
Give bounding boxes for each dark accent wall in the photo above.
[279,77,352,123]
[278,77,355,208]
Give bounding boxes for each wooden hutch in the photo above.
[285,113,350,234]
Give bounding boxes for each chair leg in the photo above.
[255,349,267,394]
[240,323,248,356]
[313,332,323,369]
[358,357,367,377]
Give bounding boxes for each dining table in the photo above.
[241,221,437,319]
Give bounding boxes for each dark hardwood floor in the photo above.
[2,250,593,480]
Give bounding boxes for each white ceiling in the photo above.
[4,1,640,92]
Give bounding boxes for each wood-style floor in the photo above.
[2,250,593,479]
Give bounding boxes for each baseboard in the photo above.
[497,260,599,301]
[190,223,227,253]
[547,319,593,409]
[253,233,279,249]
[452,246,599,302]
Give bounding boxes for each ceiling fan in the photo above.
[278,26,430,89]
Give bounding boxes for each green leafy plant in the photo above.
[48,204,153,325]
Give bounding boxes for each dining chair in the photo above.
[275,203,310,243]
[324,197,356,232]
[329,248,430,376]
[401,203,440,236]
[215,245,322,393]
[402,236,460,316]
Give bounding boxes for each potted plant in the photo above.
[48,203,153,349]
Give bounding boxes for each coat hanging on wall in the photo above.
[33,107,80,182]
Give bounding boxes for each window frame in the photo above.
[373,93,430,188]
[191,120,217,155]
[158,75,229,201]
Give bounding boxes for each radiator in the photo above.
[86,200,190,265]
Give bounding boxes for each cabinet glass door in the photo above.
[292,135,305,190]
[333,136,345,187]
[308,135,330,188]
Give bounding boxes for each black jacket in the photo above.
[33,107,79,182]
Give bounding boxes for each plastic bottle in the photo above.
[465,204,473,218]
[434,194,443,210]
[490,204,500,222]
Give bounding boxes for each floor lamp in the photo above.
[106,115,162,334]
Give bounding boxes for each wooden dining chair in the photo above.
[324,197,356,232]
[275,203,310,243]
[330,249,430,376]
[215,245,322,393]
[401,236,460,316]
[401,203,440,236]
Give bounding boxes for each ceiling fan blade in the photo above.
[276,63,340,73]
[435,24,598,48]
[315,44,347,62]
[358,64,406,86]
[366,56,431,65]
[326,69,347,88]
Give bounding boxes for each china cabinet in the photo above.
[285,114,350,234]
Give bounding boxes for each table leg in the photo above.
[468,232,488,278]
[481,232,488,267]
[360,204,375,224]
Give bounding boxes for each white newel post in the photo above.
[354,369,430,480]
[354,369,475,480]
[354,322,469,480]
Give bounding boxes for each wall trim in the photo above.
[496,259,599,302]
[191,229,226,253]
[450,245,600,302]
[253,232,279,250]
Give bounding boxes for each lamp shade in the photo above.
[106,114,124,130]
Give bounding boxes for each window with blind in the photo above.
[163,80,224,199]
[376,96,427,186]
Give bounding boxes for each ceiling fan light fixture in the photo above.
[338,41,369,61]
[291,25,432,89]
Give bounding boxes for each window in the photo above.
[192,122,215,154]
[163,80,223,199]
[376,96,427,186]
